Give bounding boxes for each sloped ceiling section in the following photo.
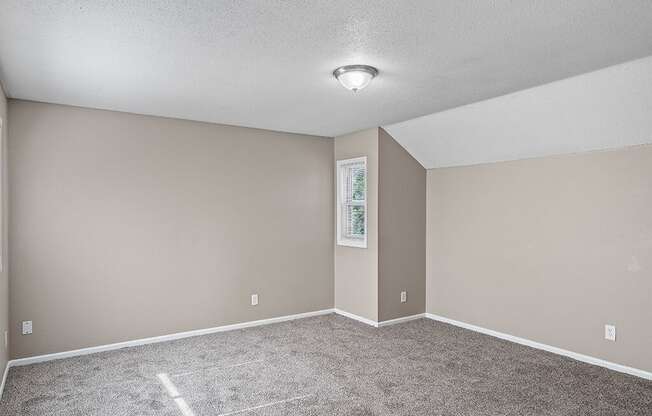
[384,56,652,169]
[1,1,652,137]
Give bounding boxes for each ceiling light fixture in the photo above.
[333,65,378,92]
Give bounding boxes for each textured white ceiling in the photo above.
[1,1,652,137]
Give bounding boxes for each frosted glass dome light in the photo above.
[333,65,378,92]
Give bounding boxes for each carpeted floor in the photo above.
[1,314,651,415]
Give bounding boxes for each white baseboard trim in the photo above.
[8,308,426,371]
[377,313,425,327]
[9,308,335,368]
[334,309,427,328]
[333,308,379,327]
[0,361,9,400]
[425,313,652,381]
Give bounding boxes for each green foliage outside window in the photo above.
[350,168,365,236]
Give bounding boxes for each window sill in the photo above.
[337,239,367,249]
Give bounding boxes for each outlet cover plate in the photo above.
[605,324,616,341]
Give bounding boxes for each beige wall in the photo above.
[334,128,379,322]
[334,128,426,323]
[378,129,425,321]
[0,86,8,373]
[427,145,652,372]
[8,100,334,359]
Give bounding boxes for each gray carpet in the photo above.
[1,314,651,415]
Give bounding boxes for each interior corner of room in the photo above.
[0,2,651,415]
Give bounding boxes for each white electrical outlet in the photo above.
[22,321,33,335]
[605,324,616,341]
[400,291,407,303]
[251,294,259,306]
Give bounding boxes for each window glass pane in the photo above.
[351,167,365,201]
[346,205,365,238]
[351,205,365,237]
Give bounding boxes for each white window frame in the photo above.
[0,117,2,273]
[336,156,368,248]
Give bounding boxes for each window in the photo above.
[337,157,367,248]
